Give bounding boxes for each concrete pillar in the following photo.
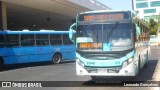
[0,1,7,30]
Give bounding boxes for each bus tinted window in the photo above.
[0,35,4,47]
[6,34,20,47]
[21,34,35,46]
[63,34,73,45]
[36,34,49,46]
[50,34,62,45]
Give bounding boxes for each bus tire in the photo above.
[0,57,4,69]
[144,51,148,67]
[52,53,62,64]
[137,56,141,75]
[91,76,97,81]
[91,76,105,81]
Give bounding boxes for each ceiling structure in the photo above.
[1,0,110,30]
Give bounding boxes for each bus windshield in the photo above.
[77,22,133,51]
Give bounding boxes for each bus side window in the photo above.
[0,35,4,47]
[50,34,62,45]
[63,34,74,45]
[36,34,49,46]
[6,34,20,47]
[21,34,35,46]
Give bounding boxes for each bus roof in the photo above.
[0,30,70,34]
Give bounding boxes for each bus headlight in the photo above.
[77,58,85,68]
[122,58,133,68]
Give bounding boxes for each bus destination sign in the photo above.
[79,43,102,49]
[83,14,124,21]
[79,12,130,21]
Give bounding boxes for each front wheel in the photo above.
[91,76,108,81]
[91,76,97,81]
[52,54,62,64]
[136,56,141,76]
[144,51,148,67]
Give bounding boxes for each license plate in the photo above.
[98,69,107,73]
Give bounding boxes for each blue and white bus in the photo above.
[0,30,75,67]
[69,10,150,79]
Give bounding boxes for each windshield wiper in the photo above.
[106,22,119,42]
[90,24,99,43]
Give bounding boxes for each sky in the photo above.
[97,0,133,10]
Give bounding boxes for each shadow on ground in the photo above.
[0,61,75,72]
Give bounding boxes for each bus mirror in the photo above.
[137,27,141,36]
[136,25,141,36]
[69,23,76,42]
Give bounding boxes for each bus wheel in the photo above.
[91,76,105,81]
[91,76,108,81]
[145,51,148,67]
[137,56,141,75]
[91,76,98,81]
[52,54,62,64]
[0,58,4,69]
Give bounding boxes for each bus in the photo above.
[69,10,150,80]
[0,30,75,68]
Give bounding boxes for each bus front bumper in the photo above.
[76,61,137,76]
